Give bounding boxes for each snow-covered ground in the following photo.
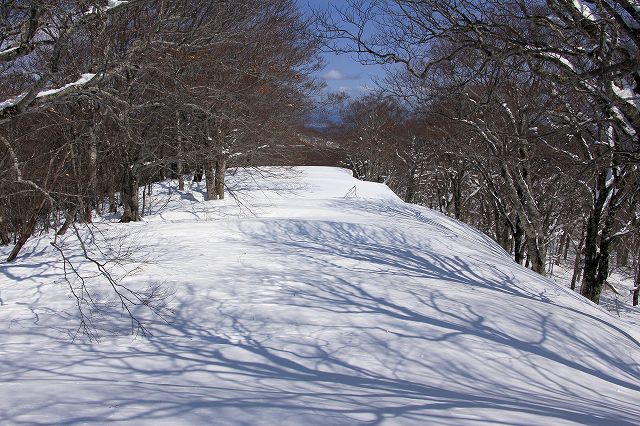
[1,166,639,425]
[550,261,640,328]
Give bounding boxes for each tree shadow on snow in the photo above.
[2,214,640,425]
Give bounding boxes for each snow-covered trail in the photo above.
[1,167,639,425]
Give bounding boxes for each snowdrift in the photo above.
[1,166,639,425]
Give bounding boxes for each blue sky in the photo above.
[297,0,387,96]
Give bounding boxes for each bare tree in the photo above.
[317,0,640,299]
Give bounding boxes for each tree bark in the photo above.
[88,116,98,217]
[404,165,417,203]
[56,208,77,236]
[215,156,226,200]
[176,113,185,190]
[502,163,547,275]
[562,227,571,260]
[526,234,546,275]
[513,218,525,265]
[193,165,203,183]
[108,184,118,213]
[580,169,621,304]
[555,229,567,265]
[6,198,47,262]
[0,215,10,245]
[633,258,639,306]
[452,170,464,220]
[205,160,217,200]
[120,166,140,223]
[570,221,586,291]
[178,170,185,191]
[616,241,629,267]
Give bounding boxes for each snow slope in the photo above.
[1,166,639,425]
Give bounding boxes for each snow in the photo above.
[36,73,97,98]
[612,82,640,111]
[540,52,576,72]
[1,166,639,425]
[87,0,129,14]
[0,74,97,113]
[0,93,25,111]
[108,0,128,7]
[0,45,19,59]
[550,261,640,328]
[572,0,597,21]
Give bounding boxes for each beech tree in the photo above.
[319,0,639,300]
[0,0,321,334]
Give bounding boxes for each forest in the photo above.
[320,0,640,307]
[1,0,639,311]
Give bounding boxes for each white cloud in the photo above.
[357,84,375,92]
[323,69,347,80]
[335,84,375,94]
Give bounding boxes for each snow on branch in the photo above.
[37,73,97,98]
[0,74,98,114]
[87,1,130,15]
[0,46,20,61]
[571,0,598,22]
[612,81,640,111]
[1,1,137,65]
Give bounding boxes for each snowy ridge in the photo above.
[0,166,639,425]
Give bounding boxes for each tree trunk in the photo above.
[616,241,629,267]
[87,121,98,218]
[7,216,38,262]
[82,204,93,224]
[562,227,572,260]
[581,211,600,301]
[108,184,118,213]
[0,215,10,245]
[120,166,140,223]
[633,260,639,306]
[56,208,77,236]
[493,206,509,252]
[589,217,614,303]
[570,221,586,291]
[570,251,583,291]
[178,173,185,191]
[215,156,226,200]
[176,113,185,190]
[0,231,9,246]
[6,198,46,262]
[580,170,619,304]
[404,165,416,203]
[205,160,217,201]
[582,220,616,304]
[502,163,546,275]
[513,218,525,265]
[526,233,547,275]
[177,156,185,190]
[141,184,147,217]
[193,165,204,183]
[452,174,462,220]
[555,229,567,265]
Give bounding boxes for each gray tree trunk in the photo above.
[7,198,46,262]
[0,215,10,245]
[120,166,140,223]
[176,114,185,190]
[570,221,586,291]
[215,156,226,200]
[205,160,217,201]
[56,208,77,236]
[633,258,639,306]
[502,164,546,274]
[580,170,621,304]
